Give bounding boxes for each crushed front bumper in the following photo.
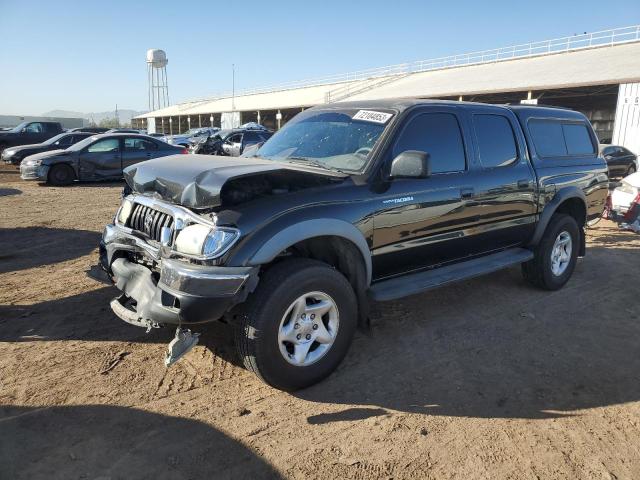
[20,163,48,181]
[99,224,258,328]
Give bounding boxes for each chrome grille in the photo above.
[127,203,174,243]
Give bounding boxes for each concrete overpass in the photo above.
[133,25,640,153]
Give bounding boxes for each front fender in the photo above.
[241,218,372,286]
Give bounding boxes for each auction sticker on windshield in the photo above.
[352,110,393,124]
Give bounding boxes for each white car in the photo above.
[610,171,640,230]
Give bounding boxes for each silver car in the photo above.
[162,127,219,148]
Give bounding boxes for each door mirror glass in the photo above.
[390,150,431,179]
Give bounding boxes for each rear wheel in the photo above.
[48,164,75,186]
[522,213,580,290]
[234,258,357,391]
[626,165,636,177]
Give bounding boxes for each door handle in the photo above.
[517,179,531,189]
[460,187,474,199]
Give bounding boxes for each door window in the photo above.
[474,114,518,168]
[87,138,119,153]
[55,135,75,147]
[25,123,44,133]
[392,113,466,174]
[124,138,157,151]
[227,133,242,144]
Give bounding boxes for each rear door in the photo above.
[371,107,479,280]
[122,137,159,170]
[78,137,122,180]
[464,106,537,249]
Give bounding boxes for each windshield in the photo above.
[257,109,393,172]
[68,135,101,151]
[10,122,28,133]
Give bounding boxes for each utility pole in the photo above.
[232,64,236,111]
[115,104,120,127]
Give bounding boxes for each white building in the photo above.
[133,25,640,154]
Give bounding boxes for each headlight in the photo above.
[174,224,240,258]
[26,158,42,166]
[117,199,134,225]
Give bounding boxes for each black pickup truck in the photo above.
[0,121,64,153]
[97,99,608,390]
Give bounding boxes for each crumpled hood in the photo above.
[23,149,70,163]
[124,154,344,209]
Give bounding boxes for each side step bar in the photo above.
[369,248,534,302]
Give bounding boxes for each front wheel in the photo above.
[234,258,357,391]
[48,164,75,186]
[522,213,580,290]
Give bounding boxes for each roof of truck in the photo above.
[315,99,584,119]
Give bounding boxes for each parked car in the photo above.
[20,133,186,185]
[608,171,640,226]
[68,127,110,134]
[96,99,608,390]
[2,131,95,165]
[0,121,64,153]
[192,127,273,156]
[163,127,219,148]
[600,144,638,178]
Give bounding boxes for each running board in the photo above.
[369,248,534,302]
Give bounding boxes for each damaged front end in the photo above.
[97,192,259,364]
[99,195,258,328]
[97,155,345,364]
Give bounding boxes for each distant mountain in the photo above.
[41,109,146,125]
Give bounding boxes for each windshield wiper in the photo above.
[285,157,346,174]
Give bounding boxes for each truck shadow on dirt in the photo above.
[296,245,640,420]
[2,243,639,421]
[0,286,244,368]
[0,227,100,273]
[0,187,21,196]
[0,404,282,480]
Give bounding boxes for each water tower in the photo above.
[146,49,169,111]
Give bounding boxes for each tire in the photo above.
[48,164,75,186]
[626,165,636,177]
[234,258,357,391]
[522,213,580,290]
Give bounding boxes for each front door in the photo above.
[78,138,121,180]
[371,108,478,280]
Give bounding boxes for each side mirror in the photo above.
[390,150,431,179]
[20,128,27,134]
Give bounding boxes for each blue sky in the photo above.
[0,0,638,115]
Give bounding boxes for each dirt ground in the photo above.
[1,162,639,480]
